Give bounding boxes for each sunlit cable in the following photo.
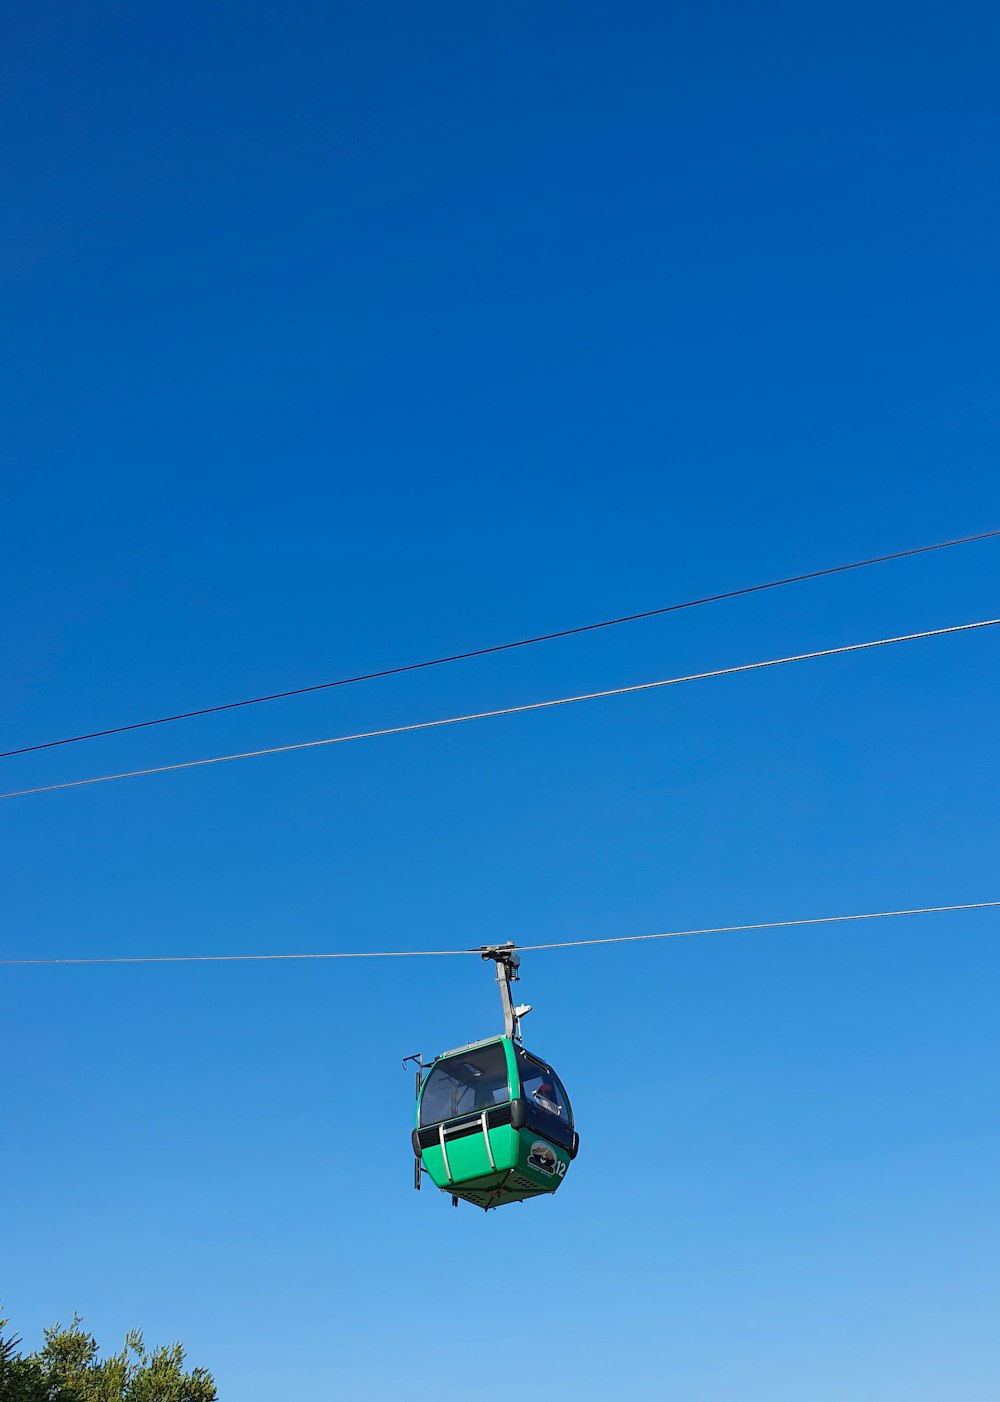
[2,900,997,965]
[3,527,997,761]
[2,616,997,802]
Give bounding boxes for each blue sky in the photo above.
[2,2,999,1398]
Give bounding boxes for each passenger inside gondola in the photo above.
[516,1050,571,1122]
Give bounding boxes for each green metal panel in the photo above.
[420,1124,572,1211]
[422,1123,520,1190]
[513,1125,571,1191]
[499,1036,518,1090]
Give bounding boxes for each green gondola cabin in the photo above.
[408,943,578,1211]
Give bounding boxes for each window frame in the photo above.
[514,1047,574,1128]
[418,1040,514,1128]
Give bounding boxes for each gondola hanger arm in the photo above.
[479,943,532,1041]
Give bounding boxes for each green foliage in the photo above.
[0,1310,216,1402]
[0,1315,47,1402]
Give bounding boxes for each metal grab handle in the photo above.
[439,1118,477,1136]
[438,1124,453,1183]
[437,1113,498,1182]
[480,1112,497,1171]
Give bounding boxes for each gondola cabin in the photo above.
[411,1035,578,1210]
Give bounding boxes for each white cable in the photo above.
[2,900,997,965]
[2,617,997,801]
[517,900,1000,949]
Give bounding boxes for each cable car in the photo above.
[407,944,578,1210]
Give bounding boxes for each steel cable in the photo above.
[2,616,997,801]
[2,900,997,965]
[4,527,997,761]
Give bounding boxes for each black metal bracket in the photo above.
[403,1053,433,1192]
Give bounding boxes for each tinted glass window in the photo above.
[516,1051,572,1126]
[419,1043,511,1126]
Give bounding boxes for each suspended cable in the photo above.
[1,616,996,802]
[3,528,997,762]
[2,900,997,965]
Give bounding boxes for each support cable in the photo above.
[1,901,997,966]
[3,527,997,761]
[2,616,997,802]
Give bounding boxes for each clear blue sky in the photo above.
[3,2,999,1397]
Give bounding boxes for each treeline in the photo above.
[0,1310,216,1401]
